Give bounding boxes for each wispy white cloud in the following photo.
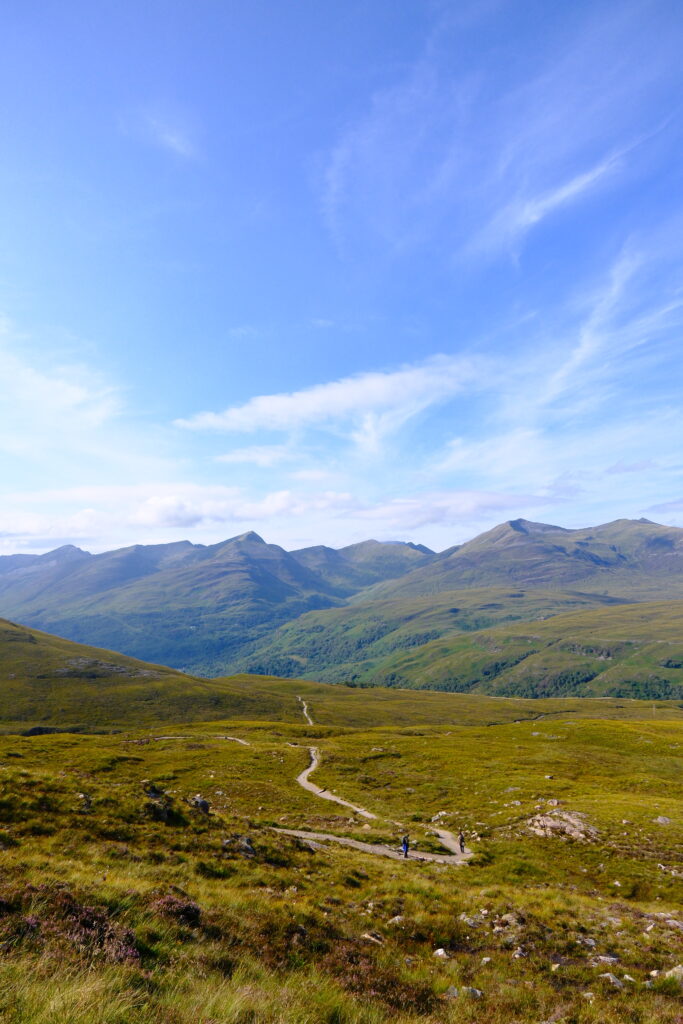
[176,354,483,453]
[215,445,292,468]
[541,250,640,405]
[0,322,120,460]
[319,5,677,263]
[121,106,199,160]
[226,325,260,339]
[469,152,623,258]
[606,459,655,475]
[145,115,197,158]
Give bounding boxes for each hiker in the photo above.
[458,831,465,854]
[401,834,410,858]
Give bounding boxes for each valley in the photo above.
[1,519,682,1022]
[3,518,683,700]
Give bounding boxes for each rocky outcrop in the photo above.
[527,810,597,841]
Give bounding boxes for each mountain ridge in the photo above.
[1,517,682,679]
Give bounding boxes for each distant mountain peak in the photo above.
[507,519,565,535]
[47,544,90,560]
[231,531,266,545]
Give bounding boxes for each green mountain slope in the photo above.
[0,534,433,674]
[333,600,683,698]
[354,518,683,602]
[0,617,304,729]
[238,586,630,681]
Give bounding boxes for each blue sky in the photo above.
[1,0,683,554]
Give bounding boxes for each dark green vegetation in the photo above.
[250,599,683,699]
[0,683,681,1023]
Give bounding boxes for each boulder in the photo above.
[527,810,597,841]
[189,794,211,814]
[222,835,255,858]
[664,964,683,986]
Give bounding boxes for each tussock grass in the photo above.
[0,706,680,1022]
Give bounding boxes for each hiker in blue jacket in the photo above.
[401,834,410,858]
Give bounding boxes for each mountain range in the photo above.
[0,531,434,674]
[1,517,683,696]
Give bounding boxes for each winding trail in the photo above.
[296,695,314,725]
[290,745,471,864]
[152,735,251,745]
[296,747,376,819]
[273,826,472,864]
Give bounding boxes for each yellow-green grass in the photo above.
[5,614,683,734]
[0,710,681,1023]
[0,618,303,729]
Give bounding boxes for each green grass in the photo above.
[3,614,683,732]
[1,615,681,1021]
[0,705,680,1023]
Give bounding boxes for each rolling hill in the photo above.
[0,616,304,729]
[245,600,683,699]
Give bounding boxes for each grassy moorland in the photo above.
[3,614,683,733]
[0,686,681,1020]
[0,619,681,1021]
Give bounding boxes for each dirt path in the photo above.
[296,746,376,819]
[428,825,465,854]
[274,827,472,865]
[152,735,251,745]
[296,695,314,725]
[293,746,471,862]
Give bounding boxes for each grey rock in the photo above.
[599,972,624,989]
[653,815,671,825]
[223,834,255,858]
[189,794,210,814]
[527,810,597,841]
[461,986,483,998]
[664,964,683,985]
